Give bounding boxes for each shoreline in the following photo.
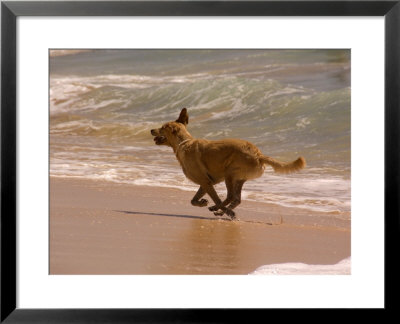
[50,177,351,275]
[50,175,351,229]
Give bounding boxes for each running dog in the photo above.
[151,108,305,220]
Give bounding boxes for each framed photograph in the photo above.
[2,0,399,321]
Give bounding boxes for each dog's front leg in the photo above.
[191,186,208,207]
[201,183,223,212]
[202,184,233,217]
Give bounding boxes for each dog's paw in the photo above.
[226,209,236,220]
[213,210,225,217]
[192,199,208,207]
[198,199,208,207]
[208,205,219,212]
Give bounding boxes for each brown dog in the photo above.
[151,108,305,220]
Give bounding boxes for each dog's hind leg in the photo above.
[226,180,246,217]
[209,176,236,211]
[191,186,208,207]
[201,183,227,215]
[208,178,244,220]
[200,183,236,219]
[209,177,234,211]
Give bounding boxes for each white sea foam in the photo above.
[249,257,351,275]
[50,166,350,215]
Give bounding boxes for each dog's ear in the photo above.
[176,108,189,125]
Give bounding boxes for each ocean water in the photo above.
[50,49,351,222]
[249,257,351,275]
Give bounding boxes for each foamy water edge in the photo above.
[249,257,351,275]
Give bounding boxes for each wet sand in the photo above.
[50,177,350,275]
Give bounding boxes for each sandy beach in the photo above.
[49,177,350,275]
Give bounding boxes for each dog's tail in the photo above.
[261,155,306,174]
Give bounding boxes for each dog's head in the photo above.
[151,108,190,147]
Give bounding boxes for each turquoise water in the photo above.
[50,49,350,218]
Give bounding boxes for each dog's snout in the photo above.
[151,129,156,136]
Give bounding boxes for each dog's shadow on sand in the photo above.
[113,210,230,222]
[114,210,277,225]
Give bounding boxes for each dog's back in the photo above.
[178,138,305,184]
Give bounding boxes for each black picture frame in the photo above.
[1,1,399,322]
